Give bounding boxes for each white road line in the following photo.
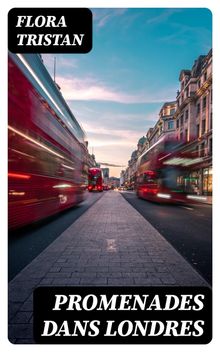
[181,206,194,211]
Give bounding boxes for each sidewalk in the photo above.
[8,191,209,343]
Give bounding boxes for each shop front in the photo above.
[202,167,212,195]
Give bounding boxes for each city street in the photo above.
[8,191,212,284]
[9,190,212,284]
[121,190,212,285]
[8,190,210,343]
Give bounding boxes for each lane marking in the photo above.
[181,206,194,211]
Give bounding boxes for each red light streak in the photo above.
[8,173,31,179]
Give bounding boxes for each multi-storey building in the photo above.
[102,168,110,186]
[125,136,147,188]
[145,101,177,149]
[175,49,212,195]
[127,150,138,188]
[124,102,176,188]
[82,141,98,186]
[124,50,212,196]
[120,170,125,186]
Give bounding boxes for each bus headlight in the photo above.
[157,193,171,199]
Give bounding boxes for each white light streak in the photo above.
[8,125,64,159]
[163,157,204,166]
[157,193,171,199]
[186,195,207,201]
[61,163,75,170]
[53,184,72,189]
[16,54,64,117]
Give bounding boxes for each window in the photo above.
[180,115,184,126]
[202,96,207,109]
[200,142,205,157]
[168,121,174,130]
[209,138,212,155]
[176,119,179,128]
[197,124,200,137]
[185,110,189,121]
[170,108,176,115]
[180,132,183,140]
[202,119,206,135]
[197,103,200,115]
[185,129,188,140]
[210,90,212,104]
[198,80,201,88]
[204,72,207,82]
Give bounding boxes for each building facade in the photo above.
[124,101,176,188]
[124,136,147,188]
[102,168,110,186]
[82,141,98,186]
[120,170,125,186]
[145,101,177,148]
[124,49,212,196]
[174,50,212,195]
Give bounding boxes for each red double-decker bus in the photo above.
[8,53,86,229]
[136,134,203,203]
[88,168,103,192]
